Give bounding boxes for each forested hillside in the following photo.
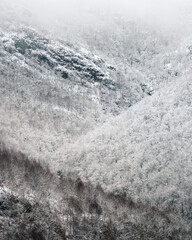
[0,0,192,239]
[0,145,191,239]
[62,74,192,219]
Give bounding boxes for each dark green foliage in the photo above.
[9,27,111,85]
[57,170,63,179]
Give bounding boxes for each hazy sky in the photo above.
[2,0,192,38]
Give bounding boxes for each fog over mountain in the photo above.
[0,0,192,239]
[2,0,192,37]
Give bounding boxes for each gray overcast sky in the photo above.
[2,0,192,38]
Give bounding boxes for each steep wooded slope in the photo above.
[61,74,192,218]
[1,0,192,226]
[0,145,191,239]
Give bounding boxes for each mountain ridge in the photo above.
[0,1,192,238]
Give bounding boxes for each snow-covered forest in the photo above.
[0,0,192,239]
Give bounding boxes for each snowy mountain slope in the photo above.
[0,22,150,115]
[1,146,191,240]
[1,14,192,151]
[59,74,192,218]
[78,17,192,97]
[1,0,192,226]
[0,23,149,162]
